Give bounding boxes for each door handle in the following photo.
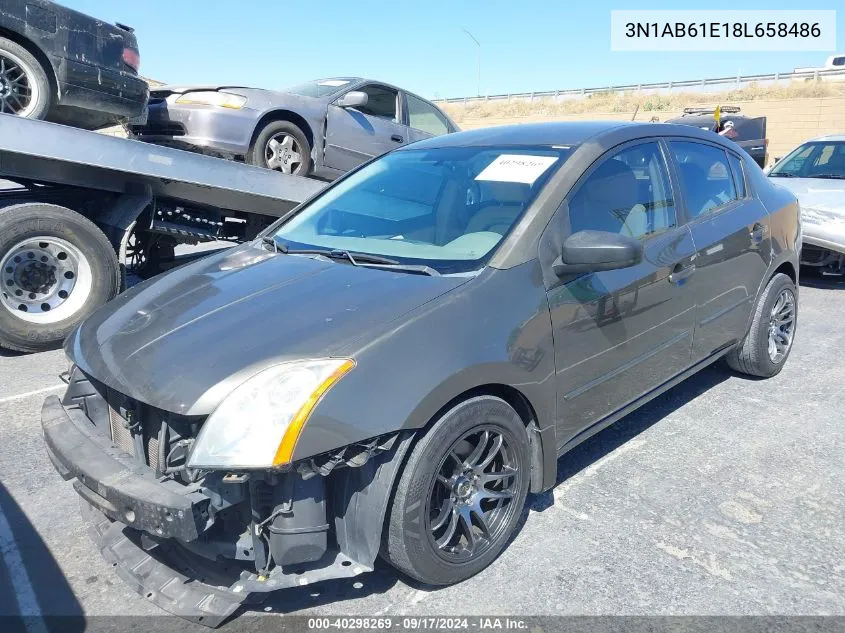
[669,263,696,284]
[390,134,404,143]
[750,223,768,243]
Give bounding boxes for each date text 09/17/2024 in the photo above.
[306,617,529,630]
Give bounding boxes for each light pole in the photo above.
[463,29,481,97]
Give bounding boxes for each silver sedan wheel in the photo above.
[0,49,39,117]
[264,134,303,174]
[767,288,796,363]
[0,237,93,324]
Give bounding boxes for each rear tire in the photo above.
[0,204,120,353]
[726,273,797,378]
[248,120,312,176]
[0,37,51,119]
[383,396,530,585]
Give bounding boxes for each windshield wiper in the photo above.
[351,262,441,277]
[283,247,399,265]
[261,235,281,252]
[811,173,845,179]
[260,238,438,275]
[769,172,796,177]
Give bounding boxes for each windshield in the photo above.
[284,79,352,98]
[272,145,571,274]
[770,141,845,179]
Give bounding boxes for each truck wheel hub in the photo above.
[0,236,91,324]
[18,260,56,294]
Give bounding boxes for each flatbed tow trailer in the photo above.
[0,115,326,352]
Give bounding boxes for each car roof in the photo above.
[403,121,744,150]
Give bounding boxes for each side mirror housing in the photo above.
[553,230,643,276]
[335,91,368,109]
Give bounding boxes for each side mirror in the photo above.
[553,230,643,276]
[335,91,368,109]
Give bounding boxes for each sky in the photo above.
[63,0,843,100]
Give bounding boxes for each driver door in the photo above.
[324,83,409,172]
[545,141,697,446]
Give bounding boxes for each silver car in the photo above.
[768,135,845,275]
[130,77,459,180]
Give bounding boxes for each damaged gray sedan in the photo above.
[42,121,800,624]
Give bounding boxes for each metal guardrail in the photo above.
[436,67,845,105]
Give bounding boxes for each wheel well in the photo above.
[0,28,59,99]
[248,110,315,156]
[772,261,796,284]
[421,383,545,491]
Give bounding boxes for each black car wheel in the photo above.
[726,272,797,377]
[383,396,530,585]
[0,204,120,352]
[0,37,51,119]
[249,120,312,176]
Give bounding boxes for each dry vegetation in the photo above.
[441,80,845,123]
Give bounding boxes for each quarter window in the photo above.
[728,153,747,198]
[406,94,450,136]
[670,142,738,218]
[568,142,676,240]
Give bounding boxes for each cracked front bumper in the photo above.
[41,395,211,541]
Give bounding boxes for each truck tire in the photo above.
[248,120,312,176]
[0,37,52,120]
[0,204,120,353]
[726,273,797,378]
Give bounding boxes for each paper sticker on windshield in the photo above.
[319,80,350,87]
[475,155,559,184]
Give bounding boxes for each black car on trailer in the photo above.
[0,0,148,129]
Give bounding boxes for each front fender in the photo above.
[294,261,559,491]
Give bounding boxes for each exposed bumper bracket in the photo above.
[81,501,247,627]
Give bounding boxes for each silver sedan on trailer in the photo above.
[130,77,459,180]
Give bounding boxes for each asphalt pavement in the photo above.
[0,276,843,623]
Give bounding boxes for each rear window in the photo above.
[670,142,738,218]
[407,94,450,136]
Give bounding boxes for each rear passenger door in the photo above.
[668,141,773,363]
[324,83,409,172]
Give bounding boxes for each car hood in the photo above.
[67,244,469,415]
[768,176,845,226]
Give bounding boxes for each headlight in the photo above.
[175,91,247,109]
[187,359,354,470]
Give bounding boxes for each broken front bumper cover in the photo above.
[41,394,402,625]
[41,394,211,541]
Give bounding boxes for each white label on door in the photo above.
[475,155,559,185]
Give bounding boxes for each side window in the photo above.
[355,85,398,122]
[728,153,747,198]
[406,94,449,136]
[568,142,676,240]
[670,141,737,219]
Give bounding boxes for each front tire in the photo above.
[383,396,531,585]
[0,204,120,353]
[726,273,797,378]
[248,120,312,176]
[0,37,51,119]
